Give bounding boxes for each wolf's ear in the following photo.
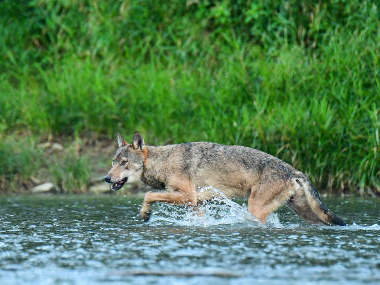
[117,133,127,148]
[132,131,144,150]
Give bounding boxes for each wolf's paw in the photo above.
[141,210,152,222]
[140,203,152,222]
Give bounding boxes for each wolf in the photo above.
[104,132,346,226]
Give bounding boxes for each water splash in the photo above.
[148,186,283,227]
[146,188,380,230]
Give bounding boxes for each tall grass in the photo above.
[0,1,379,193]
[48,152,92,194]
[0,136,93,193]
[0,138,42,191]
[0,139,40,180]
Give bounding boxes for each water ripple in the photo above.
[0,195,379,284]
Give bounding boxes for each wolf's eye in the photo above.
[112,160,116,166]
[120,160,128,167]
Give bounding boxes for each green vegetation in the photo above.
[0,138,42,191]
[48,154,90,193]
[0,136,95,193]
[0,1,379,194]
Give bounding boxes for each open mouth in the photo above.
[111,177,128,191]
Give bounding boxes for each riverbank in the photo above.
[0,134,378,196]
[0,134,148,195]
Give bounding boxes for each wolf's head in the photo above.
[104,132,145,191]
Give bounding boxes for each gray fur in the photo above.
[106,134,346,226]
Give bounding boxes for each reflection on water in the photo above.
[0,194,379,284]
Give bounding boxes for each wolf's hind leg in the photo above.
[248,180,298,224]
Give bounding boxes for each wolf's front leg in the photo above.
[140,177,197,221]
[140,191,153,221]
[140,191,197,221]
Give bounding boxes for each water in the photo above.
[0,194,379,285]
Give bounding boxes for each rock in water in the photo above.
[31,182,56,193]
[89,182,111,194]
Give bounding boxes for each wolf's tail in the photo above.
[293,178,346,226]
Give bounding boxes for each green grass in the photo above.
[48,152,92,194]
[0,138,41,181]
[0,136,94,193]
[0,137,42,192]
[0,1,379,194]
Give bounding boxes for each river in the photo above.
[0,195,379,284]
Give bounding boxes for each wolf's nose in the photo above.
[104,175,112,183]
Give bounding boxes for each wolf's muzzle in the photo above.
[111,177,128,191]
[104,175,127,191]
[104,175,112,183]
